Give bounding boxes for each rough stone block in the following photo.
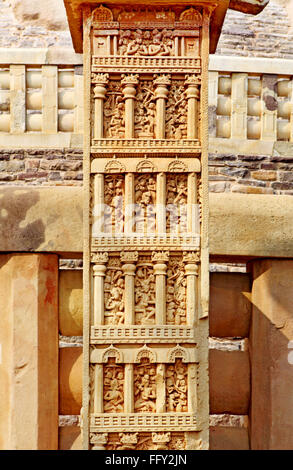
[210,426,250,450]
[59,347,82,415]
[210,272,251,338]
[59,426,82,450]
[209,349,250,415]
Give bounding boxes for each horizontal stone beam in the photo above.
[1,186,293,259]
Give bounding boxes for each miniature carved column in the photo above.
[156,364,166,413]
[93,173,104,236]
[94,364,104,413]
[93,73,109,139]
[124,364,134,413]
[154,75,171,139]
[92,253,109,325]
[121,251,138,324]
[184,252,199,326]
[125,173,135,235]
[122,74,139,139]
[156,172,166,235]
[185,75,200,139]
[152,251,169,324]
[187,172,198,234]
[187,363,197,413]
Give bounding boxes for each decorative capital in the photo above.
[152,251,169,263]
[183,251,200,264]
[91,252,109,264]
[92,72,109,85]
[90,432,108,445]
[121,74,139,86]
[120,251,139,263]
[185,74,201,86]
[119,433,138,445]
[152,432,171,444]
[154,74,171,87]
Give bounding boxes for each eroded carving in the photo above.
[135,256,155,324]
[166,256,186,325]
[166,173,188,233]
[134,359,157,412]
[166,81,188,139]
[135,174,156,234]
[104,257,125,325]
[166,359,188,412]
[104,360,124,413]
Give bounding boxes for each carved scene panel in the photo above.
[135,255,155,325]
[104,256,125,325]
[166,256,187,325]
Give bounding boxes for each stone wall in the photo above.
[1,149,293,196]
[216,0,293,59]
[0,0,292,59]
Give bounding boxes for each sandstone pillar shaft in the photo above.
[0,254,58,450]
[249,259,293,450]
[154,75,170,140]
[92,253,108,325]
[93,74,108,139]
[121,252,138,325]
[185,76,200,139]
[122,75,139,139]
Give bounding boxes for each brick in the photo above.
[251,170,277,181]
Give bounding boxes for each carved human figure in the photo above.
[134,361,157,412]
[104,258,125,325]
[135,263,155,324]
[104,175,124,234]
[166,82,188,139]
[166,359,188,412]
[166,257,187,325]
[135,174,156,233]
[103,363,124,413]
[166,174,188,233]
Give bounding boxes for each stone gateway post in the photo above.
[63,0,226,450]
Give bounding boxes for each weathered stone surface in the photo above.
[250,260,293,449]
[1,188,293,259]
[210,426,250,450]
[59,270,83,336]
[209,350,250,415]
[0,254,58,450]
[12,0,68,31]
[210,273,251,338]
[59,347,82,415]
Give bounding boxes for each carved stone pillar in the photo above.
[124,364,134,413]
[92,173,104,236]
[122,74,139,139]
[156,172,166,235]
[94,364,104,413]
[154,75,171,139]
[93,73,109,139]
[92,252,109,325]
[184,252,199,326]
[121,251,138,324]
[185,75,200,139]
[187,172,198,234]
[152,251,169,324]
[156,364,166,413]
[187,363,197,413]
[124,173,135,235]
